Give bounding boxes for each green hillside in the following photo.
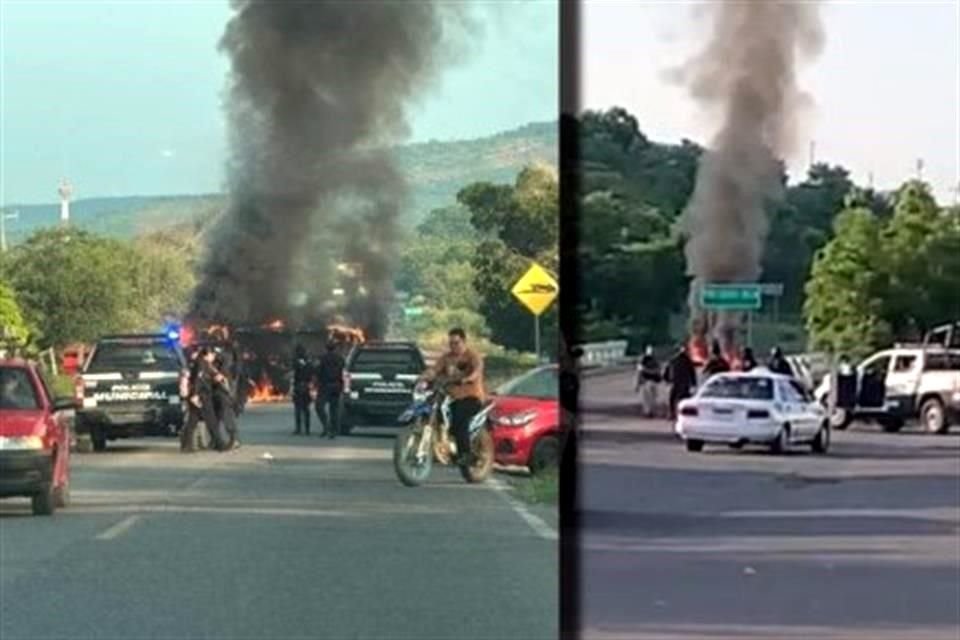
[4,121,557,244]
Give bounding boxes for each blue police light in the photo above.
[164,323,182,343]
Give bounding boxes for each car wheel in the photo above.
[54,481,71,508]
[770,426,790,454]
[920,398,948,434]
[31,484,56,516]
[685,439,704,452]
[811,421,830,454]
[830,408,852,430]
[529,435,561,475]
[878,416,904,433]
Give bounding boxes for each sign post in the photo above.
[510,263,559,361]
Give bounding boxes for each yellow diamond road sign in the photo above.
[511,263,558,316]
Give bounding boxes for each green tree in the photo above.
[0,282,32,348]
[5,228,141,347]
[804,208,891,357]
[879,180,950,336]
[459,164,559,353]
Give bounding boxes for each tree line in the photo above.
[575,107,959,357]
[0,164,559,357]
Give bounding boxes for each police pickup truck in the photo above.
[341,342,426,434]
[75,334,188,451]
[814,346,960,434]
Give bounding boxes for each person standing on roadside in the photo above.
[212,351,241,450]
[635,345,661,418]
[315,340,345,439]
[702,340,731,379]
[181,347,228,453]
[768,346,793,377]
[741,347,758,372]
[291,345,313,436]
[663,343,697,421]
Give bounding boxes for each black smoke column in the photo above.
[190,1,465,336]
[676,1,824,352]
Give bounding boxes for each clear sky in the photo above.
[0,0,558,205]
[582,0,959,206]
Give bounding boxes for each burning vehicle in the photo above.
[182,320,364,405]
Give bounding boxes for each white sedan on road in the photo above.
[675,369,830,454]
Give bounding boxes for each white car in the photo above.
[676,369,830,454]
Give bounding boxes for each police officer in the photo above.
[702,340,731,378]
[635,346,661,418]
[663,343,697,420]
[768,346,793,376]
[213,349,241,450]
[315,340,346,439]
[292,345,313,436]
[181,347,228,453]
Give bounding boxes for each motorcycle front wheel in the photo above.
[394,424,433,487]
[459,429,495,484]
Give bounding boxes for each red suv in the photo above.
[0,359,74,515]
[491,365,561,474]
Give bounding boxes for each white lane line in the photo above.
[488,477,558,541]
[95,515,141,541]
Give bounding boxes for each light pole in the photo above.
[1,209,19,253]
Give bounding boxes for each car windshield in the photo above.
[350,349,421,373]
[700,376,774,401]
[87,341,181,372]
[0,367,42,410]
[496,367,558,400]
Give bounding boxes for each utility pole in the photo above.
[916,158,924,181]
[1,209,19,253]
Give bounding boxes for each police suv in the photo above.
[75,334,188,451]
[341,342,426,434]
[814,345,960,434]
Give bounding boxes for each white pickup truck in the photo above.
[814,346,960,434]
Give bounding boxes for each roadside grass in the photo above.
[506,468,558,506]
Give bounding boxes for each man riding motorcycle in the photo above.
[416,327,485,466]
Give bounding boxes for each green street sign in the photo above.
[701,284,762,310]
[403,307,424,318]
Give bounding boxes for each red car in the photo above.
[490,365,561,474]
[0,359,74,515]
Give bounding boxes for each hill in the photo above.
[3,121,557,245]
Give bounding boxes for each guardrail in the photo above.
[578,340,629,367]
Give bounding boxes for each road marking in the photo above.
[488,477,558,541]
[95,514,141,540]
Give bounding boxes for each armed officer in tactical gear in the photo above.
[315,340,345,439]
[213,346,241,450]
[292,345,313,436]
[181,347,229,453]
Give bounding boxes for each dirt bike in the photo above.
[393,385,495,487]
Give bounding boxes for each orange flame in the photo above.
[247,373,287,403]
[264,319,285,332]
[688,337,708,367]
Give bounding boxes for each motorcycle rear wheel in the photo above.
[394,424,433,487]
[459,429,495,484]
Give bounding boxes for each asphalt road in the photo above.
[1,405,557,640]
[578,371,960,640]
